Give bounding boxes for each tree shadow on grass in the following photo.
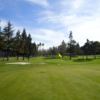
[73,58,94,62]
[44,56,59,60]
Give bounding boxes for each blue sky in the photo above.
[0,0,100,48]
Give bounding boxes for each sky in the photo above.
[0,0,100,49]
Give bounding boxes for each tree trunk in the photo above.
[82,55,84,59]
[16,53,19,60]
[93,54,96,59]
[2,51,5,61]
[23,54,24,60]
[86,55,88,60]
[7,55,9,61]
[27,54,30,61]
[6,49,9,61]
[69,54,72,60]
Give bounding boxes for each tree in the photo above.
[26,34,32,61]
[48,46,58,57]
[20,29,27,60]
[3,22,14,61]
[81,39,92,59]
[0,26,3,51]
[58,40,66,57]
[68,31,74,60]
[31,42,37,56]
[0,20,45,60]
[74,43,81,55]
[37,42,44,50]
[68,31,73,60]
[14,30,21,60]
[67,31,81,60]
[0,25,5,59]
[91,41,100,59]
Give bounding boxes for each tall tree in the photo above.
[48,46,58,57]
[74,43,81,55]
[14,30,21,60]
[0,25,4,59]
[58,40,66,57]
[82,40,100,59]
[3,22,14,61]
[67,31,80,60]
[21,29,27,60]
[68,31,73,60]
[81,39,92,59]
[26,34,32,61]
[31,42,37,56]
[91,41,100,59]
[0,25,3,50]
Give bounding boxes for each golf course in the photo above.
[0,57,100,100]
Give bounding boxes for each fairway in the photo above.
[0,57,100,100]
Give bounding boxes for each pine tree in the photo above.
[26,34,32,61]
[15,30,21,60]
[58,40,66,57]
[3,22,14,61]
[21,29,27,60]
[68,31,73,60]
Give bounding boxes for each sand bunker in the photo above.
[6,62,31,65]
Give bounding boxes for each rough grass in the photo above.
[0,57,100,100]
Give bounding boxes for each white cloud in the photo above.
[26,28,67,49]
[68,17,100,45]
[36,0,100,47]
[0,19,7,28]
[26,0,49,7]
[72,0,84,9]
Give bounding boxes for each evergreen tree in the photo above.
[82,39,91,59]
[68,31,73,60]
[14,30,21,60]
[21,29,27,60]
[82,40,100,59]
[67,31,81,60]
[31,42,37,56]
[3,22,14,61]
[58,40,66,57]
[0,26,4,59]
[48,46,58,57]
[26,34,32,61]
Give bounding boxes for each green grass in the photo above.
[0,57,100,100]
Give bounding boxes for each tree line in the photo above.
[0,21,100,61]
[39,31,100,60]
[0,22,37,61]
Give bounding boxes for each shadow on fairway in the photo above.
[44,56,58,59]
[73,58,93,62]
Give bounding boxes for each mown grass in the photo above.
[0,57,100,100]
